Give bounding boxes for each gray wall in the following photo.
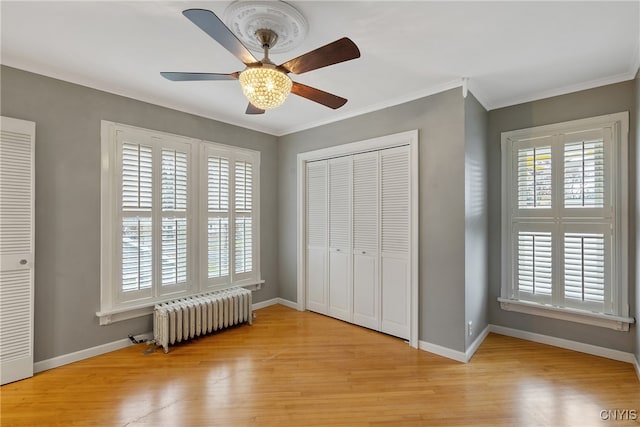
[464,93,489,350]
[278,89,470,352]
[487,80,637,353]
[0,66,279,362]
[636,69,640,365]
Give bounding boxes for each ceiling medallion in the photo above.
[223,1,308,54]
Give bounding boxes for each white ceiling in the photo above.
[2,1,639,136]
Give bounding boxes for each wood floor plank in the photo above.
[1,305,638,426]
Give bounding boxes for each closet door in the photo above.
[305,161,328,314]
[352,152,379,330]
[380,146,410,339]
[0,116,35,385]
[328,157,352,322]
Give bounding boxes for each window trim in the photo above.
[98,121,262,325]
[500,112,633,331]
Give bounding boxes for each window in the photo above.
[500,112,632,331]
[99,122,260,324]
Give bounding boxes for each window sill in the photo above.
[96,281,263,325]
[498,298,634,331]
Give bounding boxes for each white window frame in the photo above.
[98,121,262,325]
[499,112,633,331]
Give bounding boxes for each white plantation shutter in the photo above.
[502,113,628,326]
[517,231,552,299]
[161,149,189,287]
[517,146,552,209]
[0,116,35,385]
[563,231,608,310]
[381,147,409,254]
[563,138,605,208]
[234,160,253,275]
[353,153,378,252]
[121,142,153,295]
[207,156,229,280]
[100,122,261,319]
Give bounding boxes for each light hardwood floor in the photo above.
[1,304,638,426]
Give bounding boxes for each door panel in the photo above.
[306,248,327,314]
[328,250,350,321]
[381,256,410,339]
[0,116,35,385]
[352,253,378,329]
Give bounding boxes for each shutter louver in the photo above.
[517,231,552,296]
[161,149,188,286]
[161,218,187,285]
[235,217,252,274]
[122,143,152,209]
[564,139,605,208]
[306,162,327,247]
[121,217,153,291]
[517,146,552,209]
[353,153,378,252]
[564,233,605,303]
[207,156,230,279]
[381,148,409,254]
[234,160,253,274]
[208,218,229,278]
[121,142,153,292]
[329,158,350,250]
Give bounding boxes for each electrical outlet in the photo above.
[467,321,473,336]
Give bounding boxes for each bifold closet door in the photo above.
[305,160,328,315]
[352,152,379,330]
[0,116,35,385]
[327,157,352,322]
[380,146,410,339]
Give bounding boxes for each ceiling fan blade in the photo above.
[245,103,265,115]
[291,82,348,109]
[279,38,360,75]
[182,9,259,66]
[161,72,239,81]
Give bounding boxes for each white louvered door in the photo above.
[0,116,35,385]
[306,161,328,314]
[304,140,413,340]
[328,157,352,322]
[380,146,411,339]
[352,152,379,330]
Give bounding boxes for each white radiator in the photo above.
[153,287,252,353]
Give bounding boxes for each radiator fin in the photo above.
[153,287,252,353]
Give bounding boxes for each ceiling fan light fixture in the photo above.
[239,66,292,110]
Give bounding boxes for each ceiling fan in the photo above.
[161,8,361,115]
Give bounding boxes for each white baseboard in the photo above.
[634,355,640,382]
[252,297,298,310]
[419,325,490,364]
[466,325,490,362]
[419,340,467,363]
[33,332,153,374]
[489,324,636,364]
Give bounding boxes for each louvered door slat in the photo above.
[305,161,328,314]
[381,147,409,254]
[380,145,410,340]
[0,116,35,385]
[306,161,327,248]
[328,156,352,321]
[353,152,378,253]
[329,157,351,250]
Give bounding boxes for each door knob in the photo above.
[19,259,28,265]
